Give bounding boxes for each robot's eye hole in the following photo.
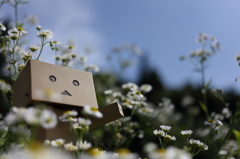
[73,80,79,86]
[49,75,56,82]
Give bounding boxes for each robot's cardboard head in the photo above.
[13,59,98,109]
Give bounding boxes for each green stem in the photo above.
[213,103,240,159]
[158,137,164,149]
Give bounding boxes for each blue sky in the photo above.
[1,0,240,91]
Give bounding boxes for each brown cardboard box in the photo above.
[13,60,124,141]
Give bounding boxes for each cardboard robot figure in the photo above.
[13,59,124,141]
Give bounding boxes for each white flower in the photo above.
[114,148,138,159]
[29,45,40,52]
[40,109,57,129]
[165,147,191,159]
[77,140,92,150]
[204,119,223,128]
[84,64,99,72]
[0,23,6,31]
[164,135,176,141]
[0,79,11,91]
[83,105,103,118]
[36,25,41,30]
[122,83,138,91]
[153,129,165,137]
[24,107,41,125]
[51,139,65,147]
[180,130,193,136]
[189,139,208,150]
[78,117,92,126]
[37,29,54,39]
[59,110,78,120]
[160,125,171,132]
[72,123,82,129]
[140,84,152,93]
[104,90,113,95]
[64,142,78,151]
[62,117,78,123]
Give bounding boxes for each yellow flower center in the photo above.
[90,107,99,112]
[17,27,24,31]
[208,120,214,123]
[115,148,131,155]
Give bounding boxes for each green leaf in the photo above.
[199,100,208,114]
[233,130,240,146]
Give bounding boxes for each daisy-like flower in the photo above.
[189,139,208,150]
[84,64,99,72]
[138,107,154,117]
[79,56,87,63]
[204,119,223,128]
[72,123,82,130]
[78,117,92,126]
[59,110,78,120]
[164,135,176,141]
[38,29,54,39]
[180,130,193,136]
[36,25,41,30]
[64,142,78,151]
[0,23,6,31]
[23,107,41,125]
[153,129,165,137]
[83,105,103,118]
[77,140,92,150]
[114,148,138,159]
[29,45,40,52]
[140,84,152,93]
[160,125,171,132]
[104,90,113,95]
[40,109,57,129]
[18,63,25,70]
[51,139,65,147]
[62,117,78,123]
[122,83,138,91]
[21,51,33,62]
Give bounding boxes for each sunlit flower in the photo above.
[0,79,11,91]
[114,148,138,159]
[84,64,99,72]
[38,29,54,39]
[189,139,208,150]
[83,105,103,118]
[140,84,152,93]
[104,90,113,95]
[72,123,82,130]
[160,125,171,132]
[153,129,165,137]
[23,107,41,125]
[29,45,40,52]
[204,119,223,128]
[180,130,193,136]
[36,25,42,30]
[148,147,191,159]
[122,83,138,91]
[77,140,92,150]
[40,109,57,129]
[51,139,65,147]
[59,110,78,120]
[164,135,176,141]
[78,117,92,126]
[0,23,6,31]
[64,142,78,151]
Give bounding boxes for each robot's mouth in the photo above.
[61,90,72,96]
